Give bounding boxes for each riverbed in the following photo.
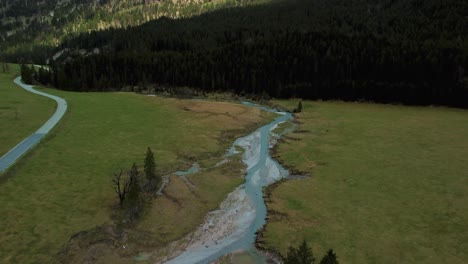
[162,102,293,264]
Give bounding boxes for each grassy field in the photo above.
[133,155,248,261]
[56,155,250,263]
[0,82,273,263]
[0,64,55,156]
[263,101,468,264]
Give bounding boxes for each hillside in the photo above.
[2,1,468,262]
[0,0,268,62]
[33,0,468,107]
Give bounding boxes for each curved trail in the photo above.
[0,77,67,174]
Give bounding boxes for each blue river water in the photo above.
[164,102,293,264]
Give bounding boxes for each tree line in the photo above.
[283,240,338,264]
[20,64,52,85]
[26,0,468,108]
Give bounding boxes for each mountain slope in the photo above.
[0,0,270,62]
[40,0,468,107]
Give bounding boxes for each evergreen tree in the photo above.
[20,64,33,84]
[37,67,48,84]
[297,240,315,264]
[126,163,141,216]
[30,65,37,81]
[284,246,300,264]
[284,240,315,264]
[320,249,339,264]
[144,147,159,190]
[295,100,303,113]
[1,62,6,73]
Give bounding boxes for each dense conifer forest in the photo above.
[1,0,259,62]
[26,0,468,107]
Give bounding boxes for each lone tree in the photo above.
[112,169,132,207]
[284,240,315,264]
[320,249,339,264]
[294,100,303,113]
[144,147,159,190]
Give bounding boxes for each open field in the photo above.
[0,83,274,263]
[0,64,55,156]
[262,101,468,263]
[56,156,249,263]
[135,156,247,260]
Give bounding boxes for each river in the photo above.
[164,102,293,264]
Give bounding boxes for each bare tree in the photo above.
[113,169,133,207]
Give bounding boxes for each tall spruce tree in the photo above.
[284,240,315,264]
[297,240,315,264]
[284,246,300,264]
[320,249,339,264]
[144,147,158,189]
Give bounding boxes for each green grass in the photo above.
[0,85,272,263]
[53,155,250,263]
[264,101,468,264]
[133,156,246,251]
[0,64,55,156]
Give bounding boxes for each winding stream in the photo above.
[165,102,293,264]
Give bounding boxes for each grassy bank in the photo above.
[0,64,55,156]
[263,101,468,264]
[0,84,273,263]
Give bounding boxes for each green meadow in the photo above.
[0,80,273,263]
[0,64,54,156]
[4,63,467,264]
[264,101,468,264]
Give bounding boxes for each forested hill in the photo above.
[39,0,468,107]
[1,0,264,62]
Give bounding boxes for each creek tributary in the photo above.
[165,102,293,264]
